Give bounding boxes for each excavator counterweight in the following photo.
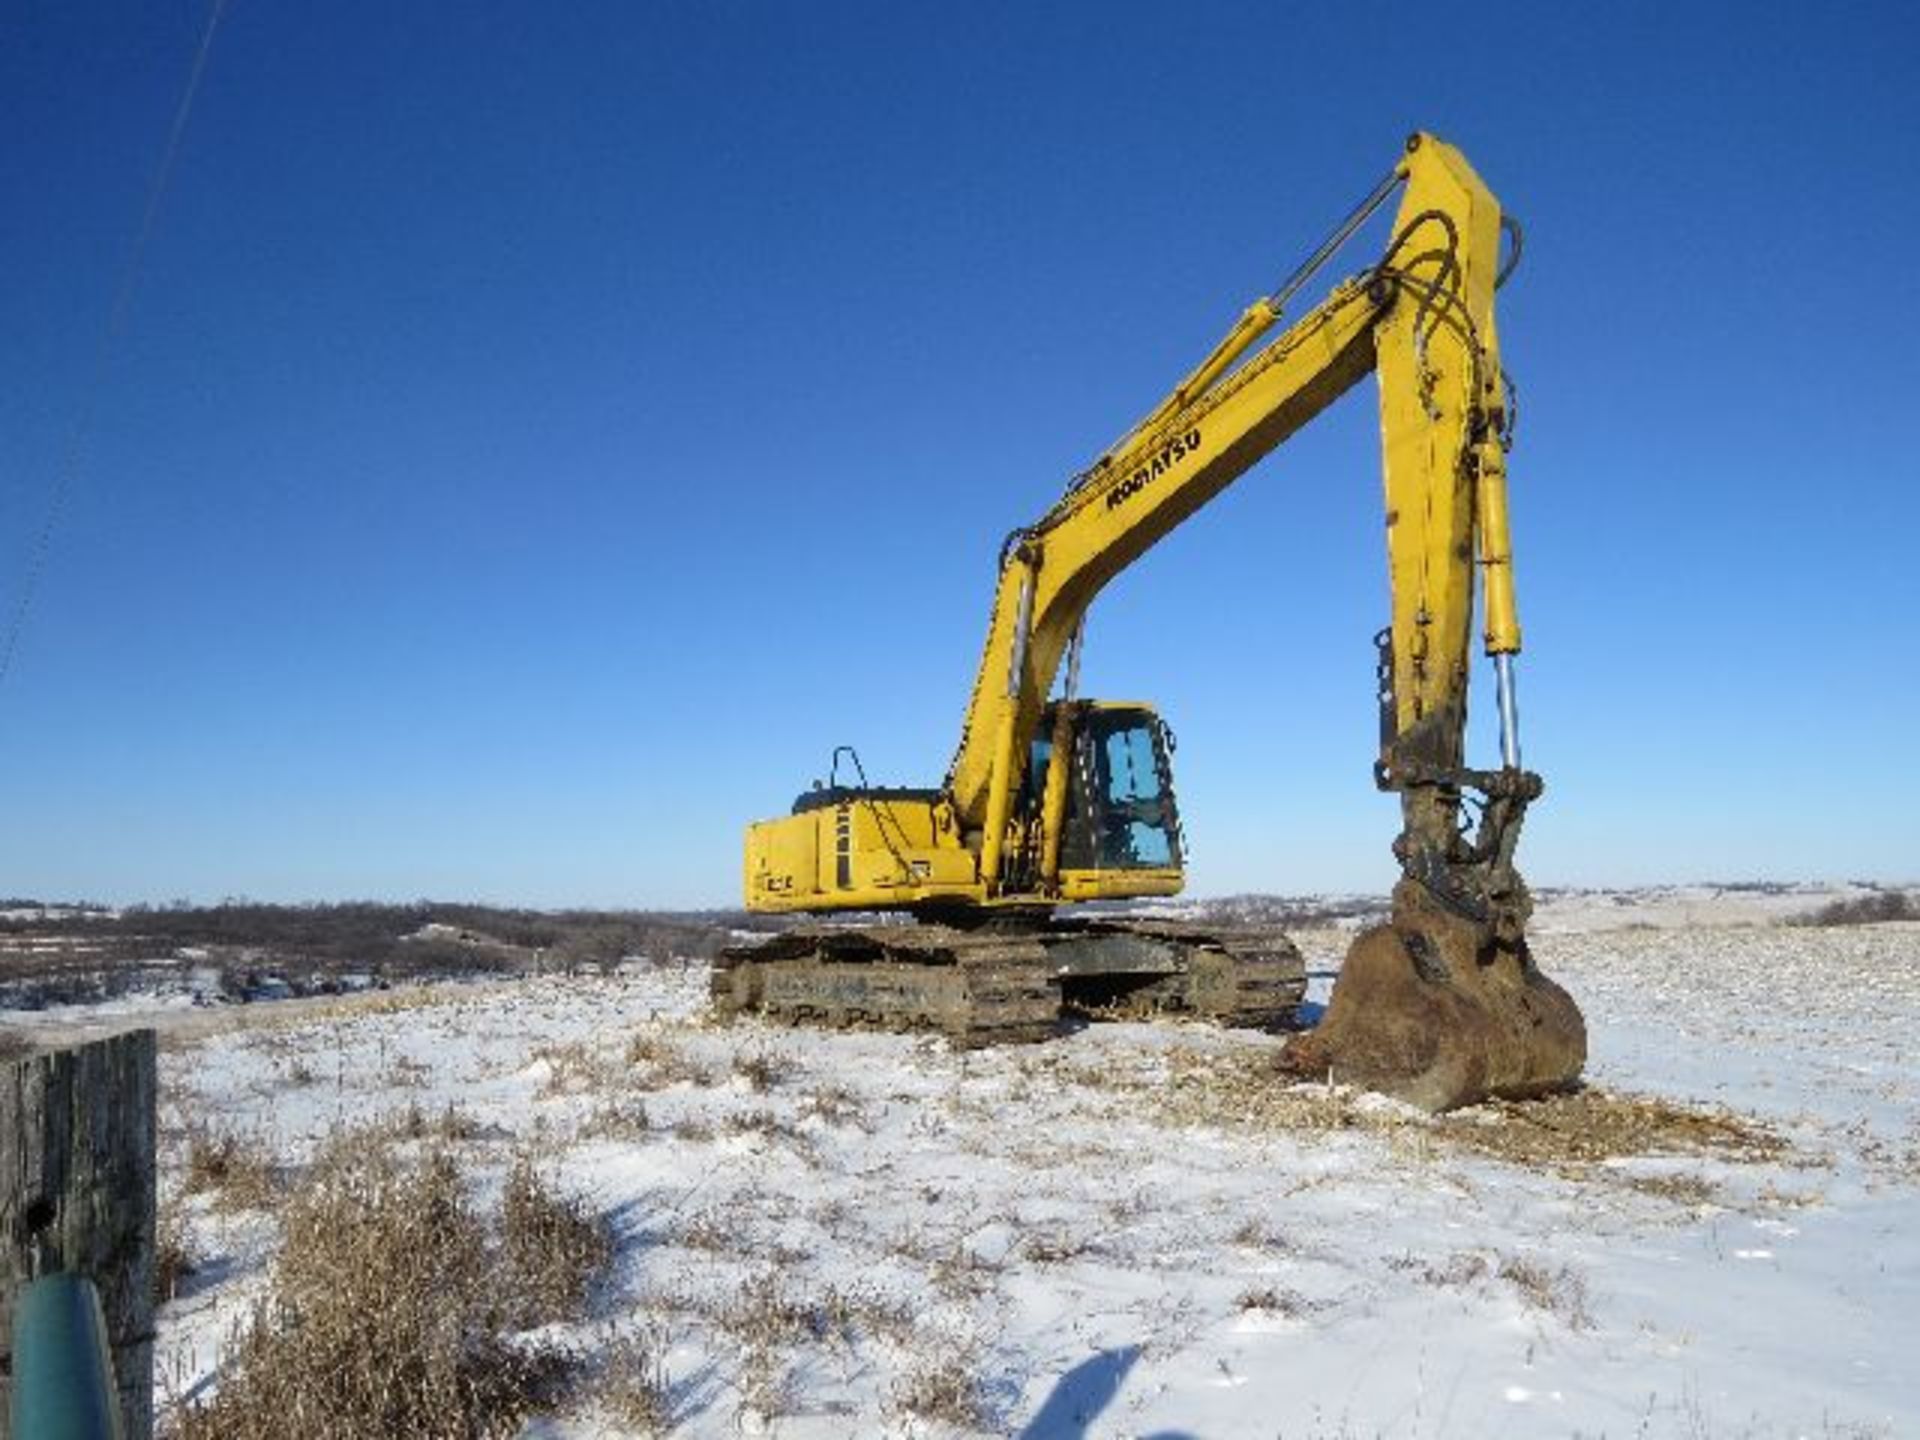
[715,133,1587,1112]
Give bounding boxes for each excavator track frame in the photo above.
[710,918,1307,1047]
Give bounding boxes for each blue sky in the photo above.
[2,1,1914,907]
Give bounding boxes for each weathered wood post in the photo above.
[0,1031,157,1440]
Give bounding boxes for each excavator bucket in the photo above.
[1280,880,1586,1112]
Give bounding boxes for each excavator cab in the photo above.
[1026,703,1182,874]
[738,699,1187,915]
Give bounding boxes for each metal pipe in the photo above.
[1062,616,1085,700]
[983,562,1036,894]
[10,1273,124,1440]
[1070,164,1404,492]
[1493,652,1522,769]
[1005,569,1034,699]
[1266,164,1404,315]
[1038,701,1077,888]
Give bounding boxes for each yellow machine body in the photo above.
[746,700,1184,913]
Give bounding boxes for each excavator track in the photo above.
[1054,919,1308,1030]
[711,918,1306,1046]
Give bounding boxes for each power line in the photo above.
[0,0,230,698]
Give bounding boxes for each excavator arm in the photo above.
[948,133,1536,932]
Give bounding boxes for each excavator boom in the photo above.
[950,137,1523,906]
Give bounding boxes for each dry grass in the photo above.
[1448,1090,1794,1172]
[698,1269,923,1423]
[1230,1217,1293,1252]
[715,1271,825,1351]
[384,1053,433,1089]
[154,1203,197,1304]
[533,1039,621,1097]
[878,1222,1005,1301]
[816,1283,916,1345]
[1852,1128,1920,1187]
[736,1344,792,1425]
[887,1348,990,1431]
[498,1154,612,1327]
[1396,1250,1490,1288]
[929,1244,1001,1302]
[713,1272,819,1425]
[1154,1050,1415,1134]
[624,1030,676,1067]
[1625,1170,1724,1208]
[1757,1179,1828,1210]
[1149,1050,1797,1182]
[1022,1230,1100,1265]
[1389,1246,1591,1327]
[1495,1253,1593,1329]
[798,1080,867,1128]
[673,1209,738,1253]
[1235,1285,1309,1317]
[595,1332,673,1436]
[168,1128,605,1439]
[580,1097,652,1141]
[626,1029,718,1087]
[280,1057,318,1087]
[732,1048,798,1092]
[181,1125,283,1211]
[721,1106,813,1154]
[387,1100,489,1144]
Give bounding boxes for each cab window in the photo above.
[1094,718,1175,868]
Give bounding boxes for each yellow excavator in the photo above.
[713,133,1586,1112]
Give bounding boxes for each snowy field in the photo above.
[17,893,1919,1437]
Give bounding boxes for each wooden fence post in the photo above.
[0,1031,157,1440]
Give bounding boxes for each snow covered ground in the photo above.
[25,893,1920,1437]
